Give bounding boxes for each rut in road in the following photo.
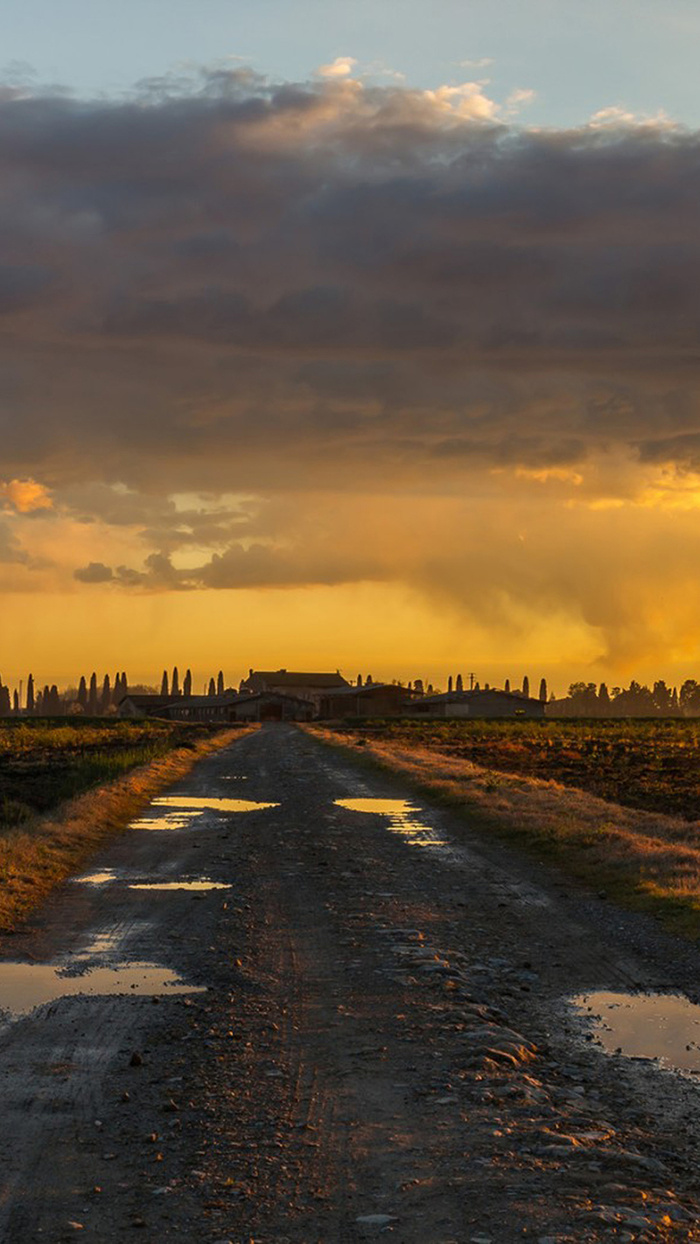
[0,723,699,1241]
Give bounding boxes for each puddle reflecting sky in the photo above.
[131,810,206,831]
[73,870,120,886]
[572,991,700,1075]
[0,962,206,1018]
[335,798,453,853]
[153,796,279,813]
[129,880,231,892]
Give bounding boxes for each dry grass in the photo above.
[0,727,256,931]
[308,726,700,939]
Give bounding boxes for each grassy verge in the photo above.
[307,725,700,941]
[0,726,256,931]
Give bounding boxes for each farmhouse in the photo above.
[407,689,545,719]
[240,669,349,712]
[319,682,412,719]
[118,694,176,719]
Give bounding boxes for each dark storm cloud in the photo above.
[0,71,697,493]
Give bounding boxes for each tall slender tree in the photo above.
[172,666,180,697]
[448,675,453,693]
[539,678,548,703]
[504,678,511,693]
[101,674,111,713]
[456,673,463,692]
[183,669,192,697]
[88,672,98,715]
[217,670,224,695]
[78,675,88,709]
[161,669,169,697]
[522,675,530,698]
[208,677,216,697]
[26,674,34,714]
[13,689,19,714]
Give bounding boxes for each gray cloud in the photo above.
[2,68,700,668]
[74,561,113,583]
[0,71,695,494]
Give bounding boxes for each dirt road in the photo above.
[1,724,699,1242]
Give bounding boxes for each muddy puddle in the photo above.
[73,869,121,886]
[73,871,231,893]
[129,880,231,892]
[0,961,206,1019]
[573,990,700,1075]
[153,796,280,813]
[130,809,206,831]
[335,798,456,854]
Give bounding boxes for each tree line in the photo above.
[0,667,230,716]
[549,679,700,718]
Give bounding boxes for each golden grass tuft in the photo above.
[307,726,700,939]
[0,727,256,931]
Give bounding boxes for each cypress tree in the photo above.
[208,677,216,697]
[101,674,111,713]
[88,672,98,715]
[456,673,463,692]
[161,670,169,697]
[522,675,530,698]
[172,666,180,697]
[217,670,224,695]
[13,689,19,714]
[183,669,192,697]
[357,674,363,687]
[26,674,34,714]
[539,678,548,703]
[448,675,453,693]
[78,675,88,709]
[505,678,511,693]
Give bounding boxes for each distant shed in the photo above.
[406,689,545,719]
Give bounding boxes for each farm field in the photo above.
[0,719,234,832]
[0,719,248,929]
[329,718,700,821]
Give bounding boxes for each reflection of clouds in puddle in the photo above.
[154,796,279,813]
[335,798,453,853]
[0,961,206,1019]
[129,879,231,892]
[572,991,700,1075]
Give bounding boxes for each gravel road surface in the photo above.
[0,724,699,1242]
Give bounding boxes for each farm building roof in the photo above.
[243,670,349,690]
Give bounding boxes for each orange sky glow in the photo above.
[2,70,700,698]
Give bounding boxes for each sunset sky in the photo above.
[2,1,700,694]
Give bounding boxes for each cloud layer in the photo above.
[1,67,700,670]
